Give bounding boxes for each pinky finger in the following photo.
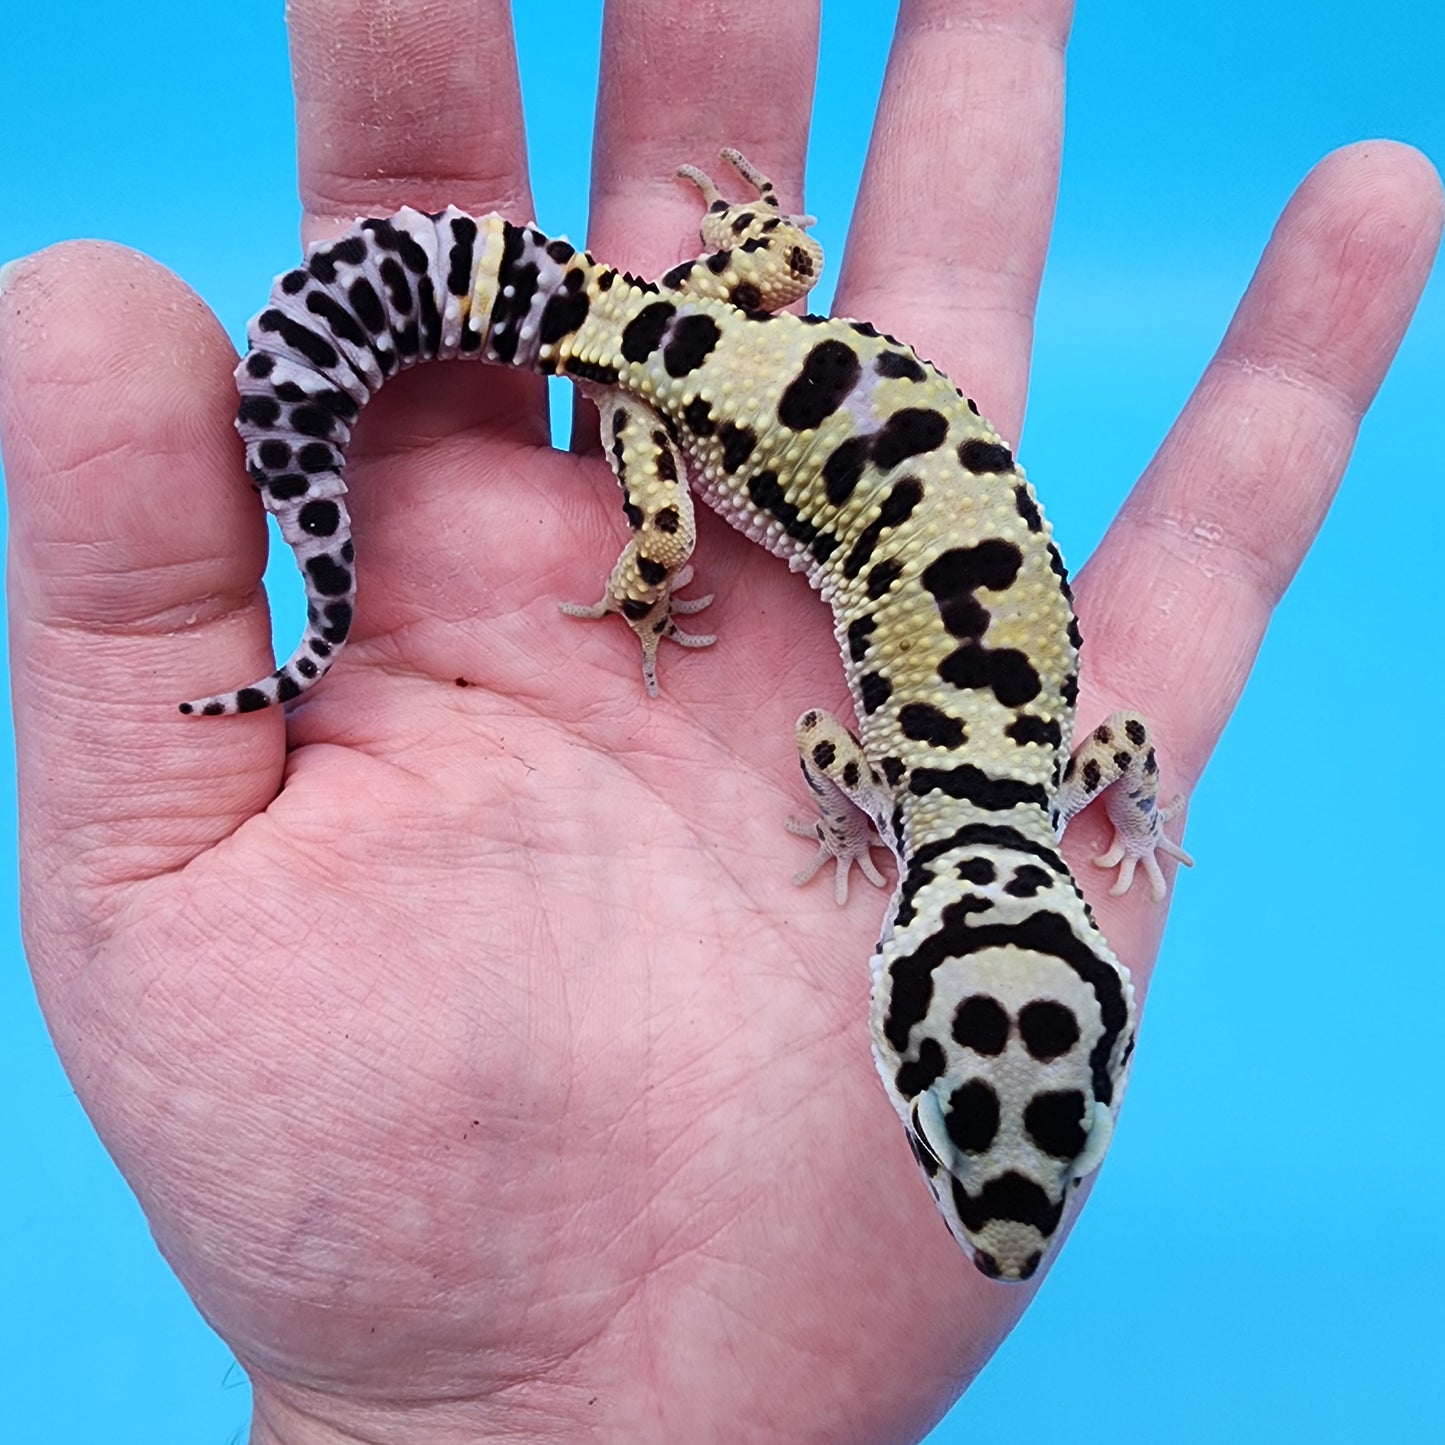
[1074,141,1443,780]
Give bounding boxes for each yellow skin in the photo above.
[1,0,1439,1441]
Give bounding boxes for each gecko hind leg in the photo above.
[559,393,715,696]
[668,149,824,312]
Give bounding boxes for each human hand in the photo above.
[2,2,1438,1442]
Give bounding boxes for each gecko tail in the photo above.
[180,203,495,716]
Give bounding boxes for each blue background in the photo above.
[3,3,1441,1440]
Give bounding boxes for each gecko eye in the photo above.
[908,1094,952,1174]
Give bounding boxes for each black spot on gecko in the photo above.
[908,766,1048,812]
[822,436,871,507]
[663,314,721,376]
[620,300,676,363]
[859,672,892,714]
[1018,1001,1081,1062]
[842,478,924,579]
[539,288,590,344]
[564,357,620,385]
[655,505,681,534]
[880,756,906,787]
[1013,483,1043,532]
[254,309,341,373]
[637,556,667,587]
[811,740,837,771]
[1024,1091,1088,1160]
[895,1036,946,1100]
[1004,865,1053,899]
[871,408,948,470]
[957,438,1015,474]
[746,471,839,565]
[866,558,904,599]
[1045,541,1073,603]
[1081,759,1102,793]
[952,1172,1065,1239]
[1125,718,1147,747]
[947,1081,1001,1154]
[842,761,860,789]
[778,340,861,430]
[683,397,715,435]
[545,239,575,264]
[297,500,341,537]
[348,277,387,336]
[487,225,538,364]
[304,290,368,353]
[1006,714,1062,749]
[394,319,420,359]
[956,856,997,886]
[378,256,413,314]
[875,350,927,382]
[268,475,309,501]
[447,216,478,297]
[953,993,1010,1057]
[729,282,762,309]
[898,702,967,748]
[922,540,1024,639]
[719,422,756,472]
[846,615,876,663]
[883,894,994,1051]
[939,645,1042,707]
[289,404,338,439]
[305,554,351,598]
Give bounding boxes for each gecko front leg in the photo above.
[1056,711,1194,901]
[786,709,892,905]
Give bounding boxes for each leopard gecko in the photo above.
[182,150,1192,1282]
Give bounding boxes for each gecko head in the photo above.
[907,1080,1116,1283]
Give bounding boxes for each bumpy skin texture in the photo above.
[186,153,1191,1281]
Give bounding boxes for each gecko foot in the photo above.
[560,564,716,697]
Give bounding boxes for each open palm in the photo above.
[3,2,1438,1442]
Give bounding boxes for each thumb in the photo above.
[1,242,284,950]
